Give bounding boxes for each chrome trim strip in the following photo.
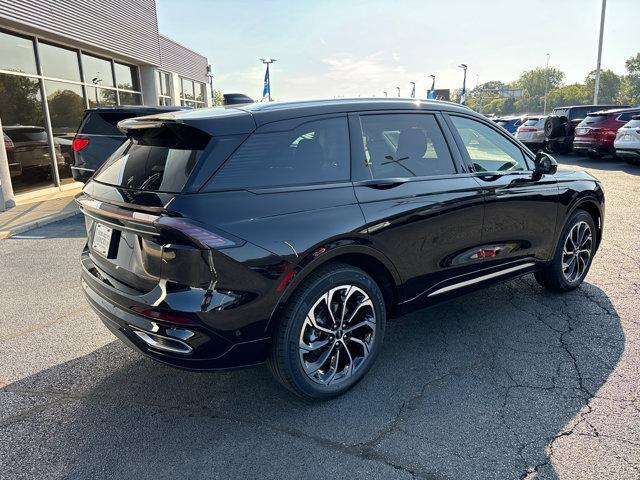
[80,209,159,237]
[71,166,96,172]
[427,262,536,297]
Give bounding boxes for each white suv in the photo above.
[614,115,640,165]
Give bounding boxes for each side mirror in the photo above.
[533,151,558,178]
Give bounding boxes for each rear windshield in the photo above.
[5,129,47,142]
[80,112,136,136]
[522,118,540,126]
[623,119,640,128]
[496,120,509,127]
[93,124,210,192]
[582,114,608,124]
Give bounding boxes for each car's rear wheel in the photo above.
[535,210,596,292]
[267,263,386,400]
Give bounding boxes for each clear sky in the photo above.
[157,0,640,101]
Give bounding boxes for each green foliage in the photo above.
[585,69,622,104]
[546,83,590,108]
[618,52,640,105]
[213,89,224,106]
[48,89,85,132]
[0,74,43,126]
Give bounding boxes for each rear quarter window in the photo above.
[208,116,350,189]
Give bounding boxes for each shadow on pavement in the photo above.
[9,215,85,240]
[0,277,624,479]
[557,153,640,176]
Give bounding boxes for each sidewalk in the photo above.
[0,186,82,239]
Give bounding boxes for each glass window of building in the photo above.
[0,30,37,74]
[157,70,172,105]
[0,72,56,193]
[81,53,114,87]
[118,91,142,105]
[114,62,139,91]
[87,86,117,108]
[179,76,205,108]
[45,80,85,184]
[38,42,81,81]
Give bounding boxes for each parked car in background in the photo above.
[76,98,604,399]
[544,104,628,153]
[515,116,547,151]
[494,116,525,134]
[223,93,254,106]
[614,115,640,165]
[573,108,640,159]
[3,125,65,179]
[71,105,189,183]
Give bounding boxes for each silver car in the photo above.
[515,116,547,152]
[614,115,640,165]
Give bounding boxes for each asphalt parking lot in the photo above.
[1,154,639,480]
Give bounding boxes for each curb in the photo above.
[0,208,80,239]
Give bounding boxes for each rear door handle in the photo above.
[357,178,409,189]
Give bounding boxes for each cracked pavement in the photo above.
[1,154,639,479]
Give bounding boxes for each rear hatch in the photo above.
[77,110,254,293]
[575,113,609,139]
[615,117,640,148]
[515,117,543,142]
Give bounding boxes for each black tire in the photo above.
[535,210,597,292]
[267,262,386,400]
[544,115,566,139]
[587,151,603,159]
[544,141,556,154]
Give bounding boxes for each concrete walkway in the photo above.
[0,187,82,239]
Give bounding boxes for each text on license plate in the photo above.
[622,134,631,141]
[92,223,113,257]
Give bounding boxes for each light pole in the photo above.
[427,75,435,99]
[409,81,415,99]
[260,58,277,102]
[543,53,550,114]
[593,0,606,104]
[458,64,468,105]
[395,86,400,97]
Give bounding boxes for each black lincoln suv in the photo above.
[77,99,605,399]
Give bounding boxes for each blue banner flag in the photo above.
[262,64,270,99]
[427,77,436,99]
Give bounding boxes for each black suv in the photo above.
[544,104,628,153]
[77,99,605,399]
[71,105,189,183]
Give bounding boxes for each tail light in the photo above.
[72,136,89,151]
[519,127,538,132]
[155,217,239,249]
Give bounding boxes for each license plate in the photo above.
[92,223,113,257]
[623,134,631,141]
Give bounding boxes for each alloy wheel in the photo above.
[562,220,593,283]
[298,285,376,386]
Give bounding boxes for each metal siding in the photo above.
[0,0,161,64]
[159,34,207,84]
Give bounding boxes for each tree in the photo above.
[515,67,564,112]
[213,89,224,106]
[619,52,640,105]
[585,69,622,104]
[0,74,43,126]
[546,83,590,108]
[48,89,85,132]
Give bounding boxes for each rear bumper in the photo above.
[572,140,614,155]
[81,250,270,370]
[615,149,640,159]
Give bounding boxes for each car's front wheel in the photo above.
[267,263,386,400]
[535,210,596,292]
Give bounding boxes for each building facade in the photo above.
[0,0,211,197]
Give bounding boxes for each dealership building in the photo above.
[0,0,211,199]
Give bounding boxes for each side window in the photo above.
[210,116,349,189]
[449,116,530,172]
[358,114,455,179]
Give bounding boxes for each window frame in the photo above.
[179,75,206,108]
[349,110,467,184]
[443,112,534,175]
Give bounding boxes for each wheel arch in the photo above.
[265,245,402,334]
[568,198,603,251]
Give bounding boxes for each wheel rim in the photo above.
[562,221,593,283]
[298,285,376,386]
